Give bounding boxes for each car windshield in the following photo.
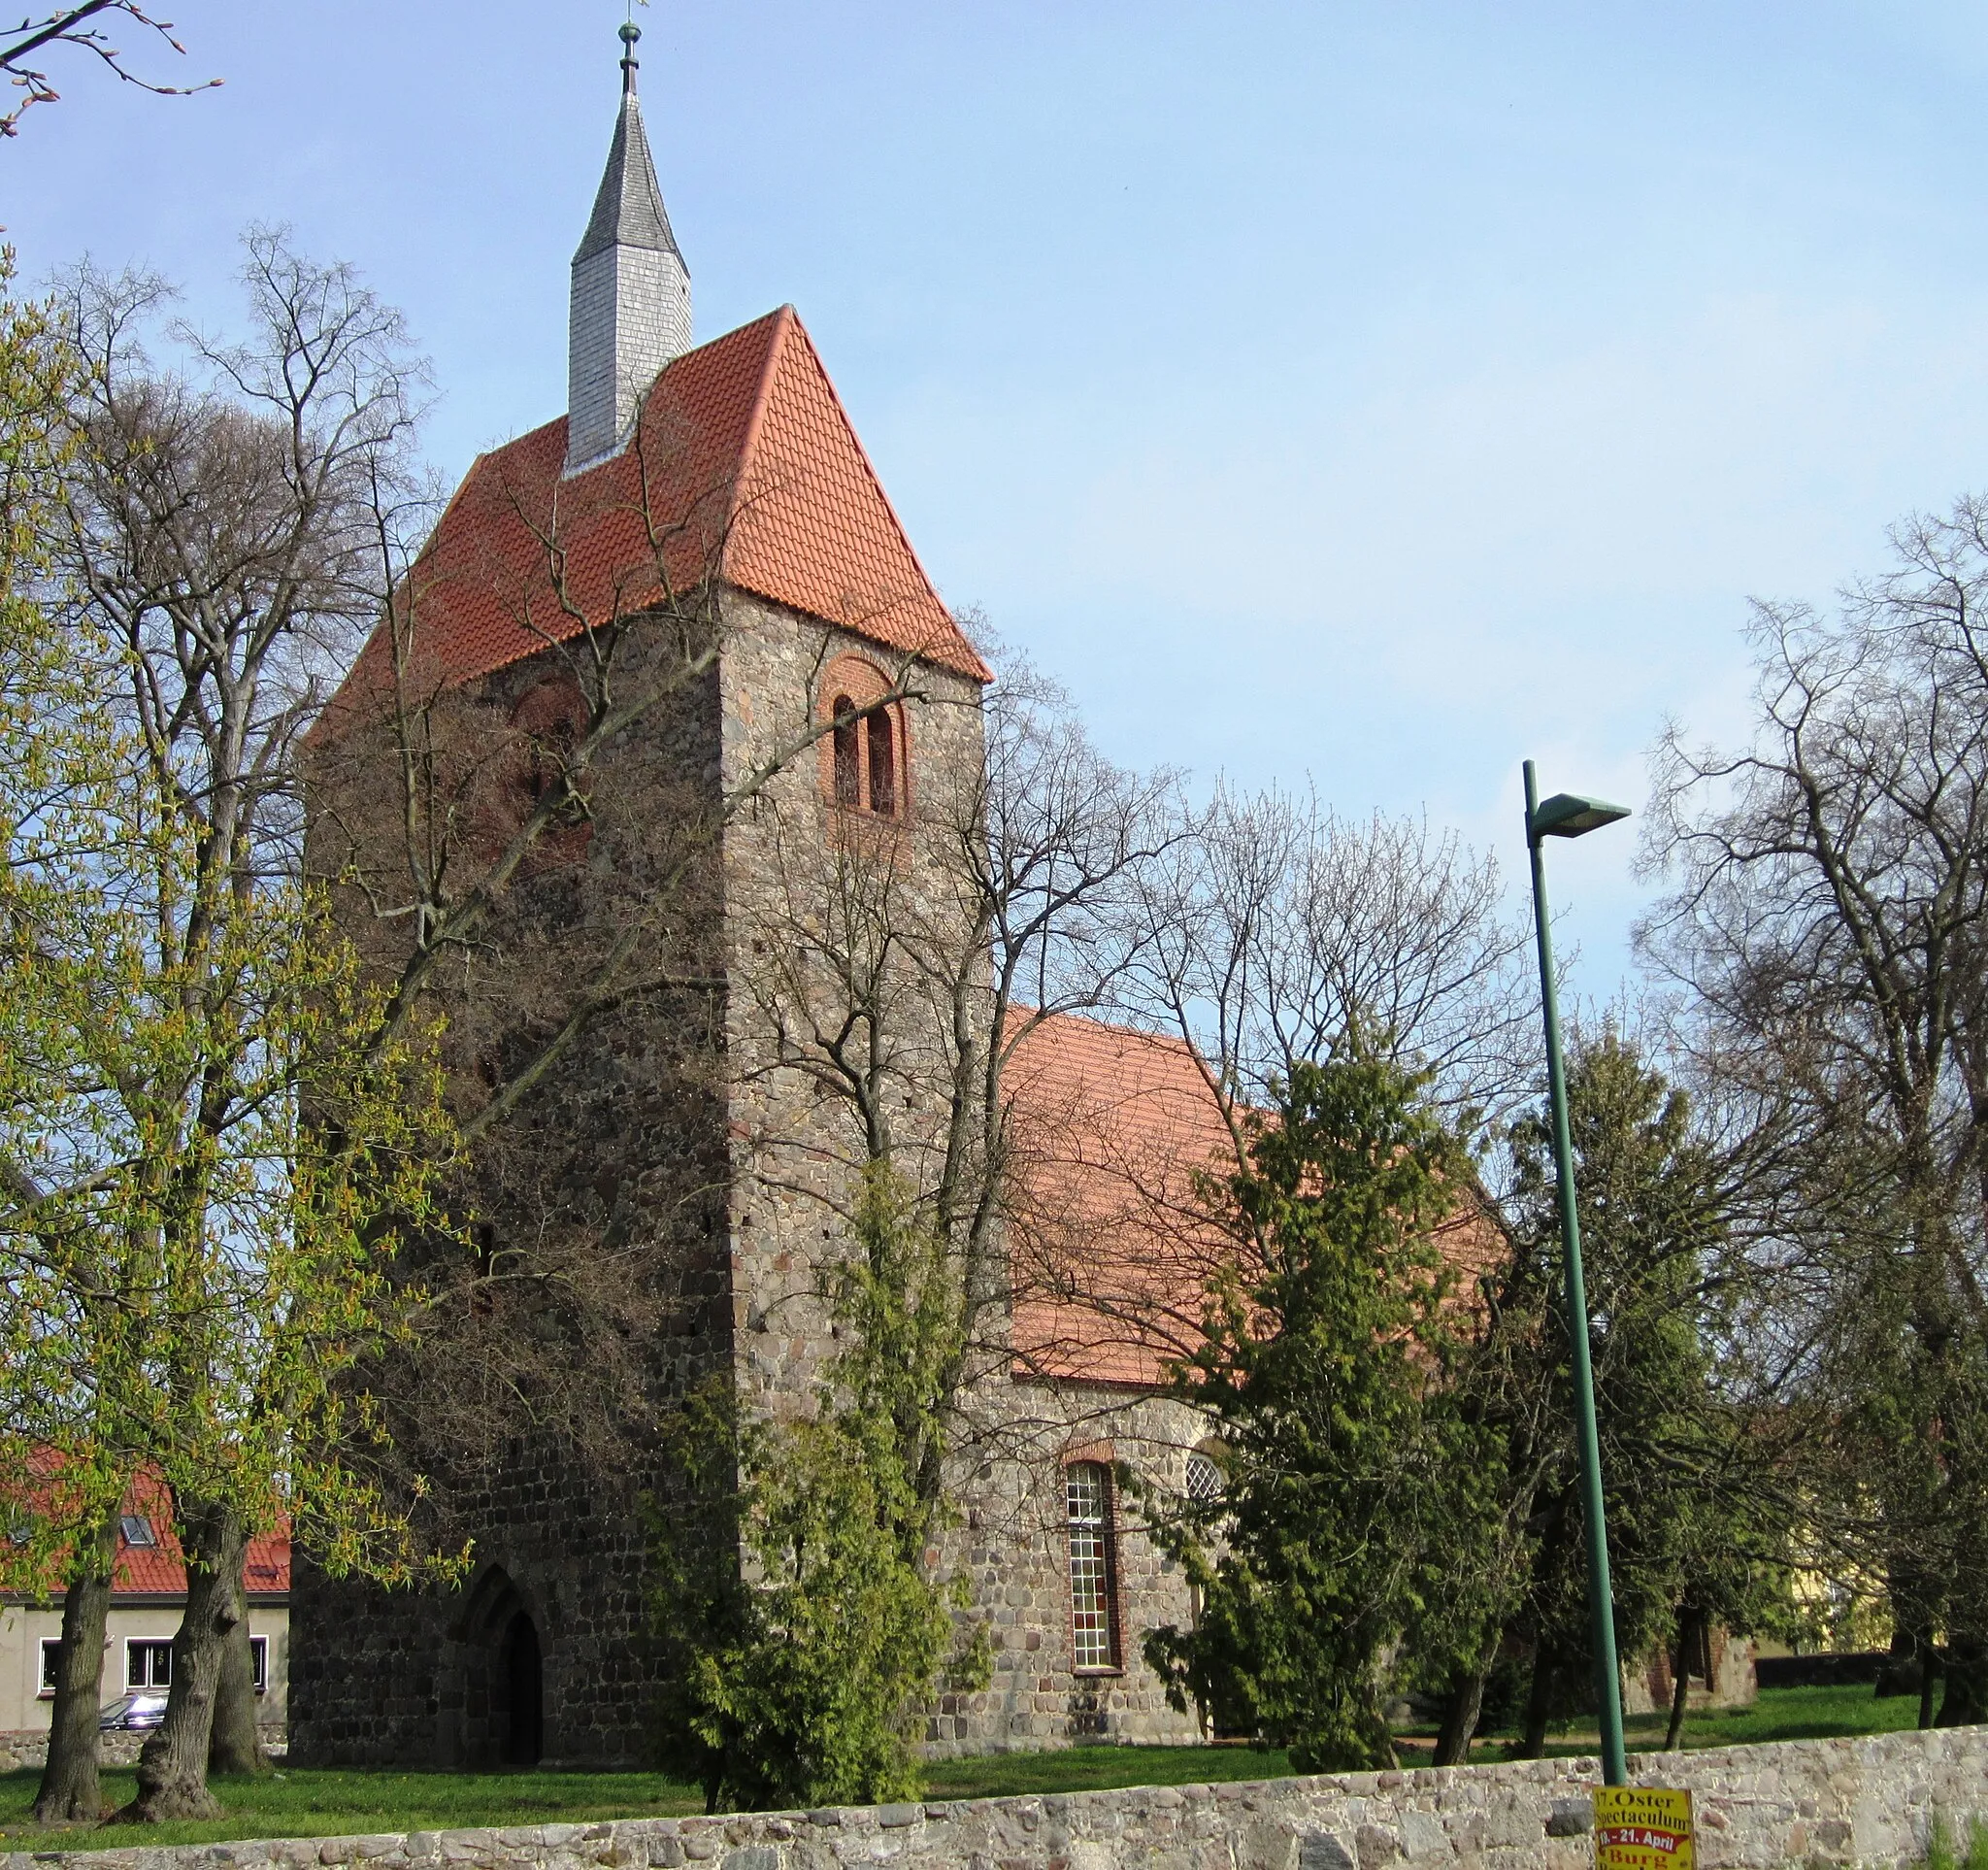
[100,1692,167,1717]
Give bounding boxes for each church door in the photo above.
[500,1612,543,1766]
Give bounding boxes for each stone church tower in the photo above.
[292,31,1209,1770]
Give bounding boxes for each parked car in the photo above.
[98,1691,168,1731]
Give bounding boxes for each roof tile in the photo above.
[328,307,987,719]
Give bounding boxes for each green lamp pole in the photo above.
[1523,757,1632,1787]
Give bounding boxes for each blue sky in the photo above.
[10,2,1988,998]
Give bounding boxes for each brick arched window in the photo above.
[512,677,589,808]
[1065,1460,1119,1672]
[490,675,592,870]
[818,656,906,819]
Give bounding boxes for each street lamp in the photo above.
[1523,757,1632,1787]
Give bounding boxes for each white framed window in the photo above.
[118,1514,156,1549]
[1186,1453,1223,1503]
[1065,1461,1119,1672]
[39,1637,61,1695]
[250,1634,268,1693]
[126,1638,172,1687]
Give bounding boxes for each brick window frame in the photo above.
[1062,1444,1123,1676]
[817,655,909,822]
[507,676,594,867]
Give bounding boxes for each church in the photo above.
[291,26,1242,1768]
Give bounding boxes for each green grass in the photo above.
[0,1684,1942,1854]
[1453,1681,1932,1762]
[923,1741,1294,1801]
[1923,1817,1988,1870]
[0,1767,706,1853]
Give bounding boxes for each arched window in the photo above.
[513,678,588,806]
[1065,1461,1119,1671]
[866,710,896,817]
[831,695,862,809]
[820,660,907,819]
[1185,1452,1223,1504]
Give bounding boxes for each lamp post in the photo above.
[1523,757,1632,1787]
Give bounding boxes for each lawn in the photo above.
[0,1684,1936,1853]
[1447,1680,1930,1762]
[0,1768,708,1853]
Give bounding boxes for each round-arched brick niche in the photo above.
[816,653,910,820]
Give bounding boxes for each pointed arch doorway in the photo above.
[448,1568,547,1768]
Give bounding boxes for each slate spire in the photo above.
[565,21,692,473]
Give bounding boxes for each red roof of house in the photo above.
[326,306,988,721]
[113,1476,290,1598]
[3,1463,289,1599]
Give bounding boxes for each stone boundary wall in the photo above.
[5,1727,1984,1870]
[0,1727,285,1773]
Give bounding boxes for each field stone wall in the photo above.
[7,1729,1986,1870]
[294,630,736,1771]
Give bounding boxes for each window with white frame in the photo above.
[126,1638,172,1687]
[1065,1461,1118,1672]
[118,1514,156,1548]
[250,1634,268,1693]
[39,1637,61,1695]
[1185,1453,1223,1503]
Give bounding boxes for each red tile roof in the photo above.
[1003,1011,1508,1389]
[118,1472,290,1598]
[4,1465,289,1599]
[1004,1011,1239,1388]
[327,307,987,720]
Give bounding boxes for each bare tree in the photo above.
[1641,495,1988,1726]
[2,2,216,139]
[306,446,954,1543]
[1122,785,1534,1144]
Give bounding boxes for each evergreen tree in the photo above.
[1142,1047,1503,1772]
[1501,1031,1785,1753]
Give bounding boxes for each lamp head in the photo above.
[1529,791,1631,845]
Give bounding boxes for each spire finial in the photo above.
[619,18,640,94]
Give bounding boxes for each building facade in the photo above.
[0,1494,288,1753]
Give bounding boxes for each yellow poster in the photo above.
[1592,1787,1695,1870]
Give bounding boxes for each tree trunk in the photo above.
[1916,1624,1940,1732]
[1518,1650,1555,1759]
[207,1552,269,1777]
[1663,1606,1700,1753]
[113,1500,246,1821]
[1936,1630,1987,1727]
[1431,1664,1487,1766]
[31,1518,118,1824]
[1873,1620,1920,1698]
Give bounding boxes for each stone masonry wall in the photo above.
[933,1381,1206,1754]
[11,1729,1986,1870]
[299,585,1229,1767]
[716,591,992,1417]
